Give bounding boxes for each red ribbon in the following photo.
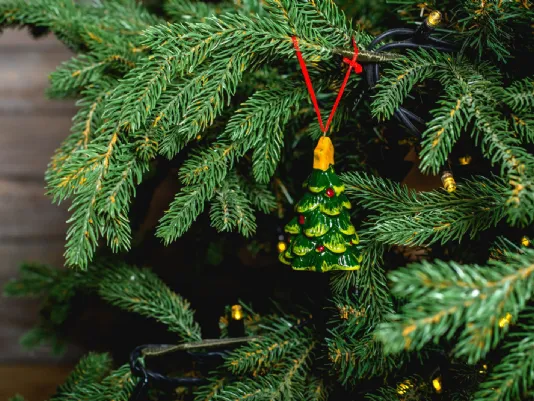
[291,36,362,134]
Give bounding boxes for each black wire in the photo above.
[363,22,456,137]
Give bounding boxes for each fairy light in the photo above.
[432,376,443,393]
[397,379,414,395]
[427,10,442,27]
[277,241,288,253]
[498,312,513,328]
[231,305,243,321]
[521,236,530,247]
[458,155,472,165]
[441,171,457,193]
[479,364,488,374]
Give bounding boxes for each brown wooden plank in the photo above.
[0,364,74,401]
[0,50,76,115]
[0,241,81,363]
[0,179,68,239]
[0,28,68,49]
[0,116,73,180]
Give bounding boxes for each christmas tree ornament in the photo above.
[279,137,362,272]
[279,36,363,272]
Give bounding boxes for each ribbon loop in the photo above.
[292,36,362,134]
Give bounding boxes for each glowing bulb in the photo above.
[522,236,530,247]
[427,10,442,27]
[441,171,456,193]
[432,376,443,393]
[231,305,243,321]
[277,241,288,253]
[458,155,472,165]
[397,380,413,395]
[498,312,512,328]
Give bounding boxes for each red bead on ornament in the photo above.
[299,215,305,225]
[316,245,325,253]
[325,188,335,198]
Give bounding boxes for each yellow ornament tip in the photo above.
[313,137,335,171]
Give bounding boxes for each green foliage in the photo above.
[342,172,507,247]
[377,249,534,363]
[474,309,534,401]
[210,173,257,237]
[52,353,114,400]
[98,263,202,341]
[51,363,137,401]
[4,261,202,349]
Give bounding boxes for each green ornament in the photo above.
[279,137,362,272]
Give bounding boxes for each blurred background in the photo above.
[0,28,80,400]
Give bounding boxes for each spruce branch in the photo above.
[54,363,137,401]
[474,309,534,401]
[210,173,257,237]
[372,49,446,121]
[511,113,534,144]
[52,353,113,401]
[98,264,202,341]
[214,338,317,401]
[377,249,534,363]
[342,172,507,247]
[304,377,329,401]
[505,78,534,113]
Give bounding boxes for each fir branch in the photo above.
[47,55,109,98]
[372,49,445,120]
[242,180,277,214]
[164,0,233,22]
[156,181,216,244]
[224,325,312,375]
[224,84,307,183]
[55,363,137,401]
[210,174,257,237]
[304,377,329,401]
[98,264,202,341]
[377,249,534,363]
[194,375,229,401]
[327,330,398,382]
[52,353,113,400]
[162,52,253,156]
[505,78,534,113]
[342,172,507,247]
[511,113,534,144]
[214,339,316,401]
[419,86,474,174]
[475,310,534,401]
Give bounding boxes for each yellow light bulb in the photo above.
[441,171,456,193]
[458,155,472,165]
[498,312,512,328]
[231,305,243,321]
[397,380,413,395]
[432,376,443,393]
[427,10,442,27]
[522,236,530,247]
[277,241,288,253]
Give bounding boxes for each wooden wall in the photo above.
[0,28,79,399]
